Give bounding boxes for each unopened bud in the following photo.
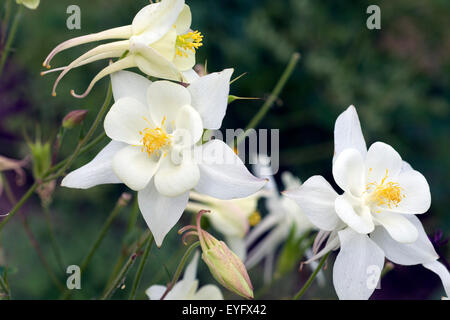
[62,110,88,129]
[118,192,132,207]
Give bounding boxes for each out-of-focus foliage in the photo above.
[0,0,448,299]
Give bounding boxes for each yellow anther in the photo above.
[175,30,203,57]
[366,169,404,209]
[248,211,261,227]
[140,116,172,158]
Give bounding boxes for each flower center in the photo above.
[175,30,203,57]
[139,117,172,158]
[365,169,404,209]
[248,211,261,227]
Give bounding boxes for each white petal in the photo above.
[174,104,203,146]
[61,141,126,189]
[173,47,196,71]
[245,225,287,269]
[175,5,192,34]
[365,142,402,184]
[104,97,151,145]
[111,70,151,105]
[188,68,234,129]
[226,236,247,261]
[333,228,385,300]
[183,251,199,282]
[146,285,167,300]
[154,156,200,197]
[333,105,367,164]
[182,69,200,83]
[423,260,450,298]
[372,211,418,243]
[283,175,341,231]
[193,285,224,300]
[386,169,431,215]
[335,195,374,234]
[370,215,438,265]
[194,139,267,199]
[131,0,185,43]
[332,148,365,196]
[138,180,189,247]
[149,27,177,61]
[112,146,160,191]
[147,80,191,125]
[245,213,280,247]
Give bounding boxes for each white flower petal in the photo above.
[365,142,402,184]
[372,211,418,243]
[195,139,267,199]
[154,156,200,197]
[146,285,167,300]
[61,141,126,189]
[188,68,234,129]
[175,5,192,34]
[193,285,224,300]
[111,70,152,105]
[332,148,366,196]
[385,169,431,215]
[173,48,196,71]
[422,260,450,298]
[226,236,247,261]
[333,105,367,164]
[104,97,151,145]
[370,215,438,265]
[333,228,385,300]
[112,146,160,191]
[335,195,374,234]
[283,175,341,231]
[149,27,177,61]
[245,213,280,247]
[174,104,203,146]
[138,180,189,247]
[132,0,185,43]
[147,80,191,125]
[246,225,287,269]
[182,69,200,83]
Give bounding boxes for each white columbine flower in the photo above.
[146,251,223,300]
[186,191,262,260]
[61,69,266,246]
[245,157,315,283]
[284,105,450,299]
[42,0,203,97]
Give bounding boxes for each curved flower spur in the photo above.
[41,0,202,98]
[61,70,267,247]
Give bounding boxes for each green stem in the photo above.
[1,0,12,45]
[0,182,37,232]
[42,205,65,273]
[292,251,330,300]
[61,197,126,300]
[0,5,22,78]
[0,274,10,300]
[160,241,200,300]
[101,231,151,300]
[236,52,300,145]
[128,235,154,300]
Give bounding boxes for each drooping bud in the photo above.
[180,210,254,299]
[62,110,88,129]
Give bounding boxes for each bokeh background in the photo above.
[0,0,449,299]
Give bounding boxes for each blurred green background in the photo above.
[0,0,449,299]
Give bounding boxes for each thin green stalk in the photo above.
[0,5,22,78]
[0,274,10,300]
[292,251,330,300]
[42,205,65,272]
[101,231,152,300]
[236,52,300,145]
[61,196,127,300]
[44,83,112,182]
[128,234,154,300]
[160,241,200,300]
[1,0,13,45]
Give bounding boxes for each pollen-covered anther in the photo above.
[366,169,405,209]
[175,30,203,57]
[139,116,172,158]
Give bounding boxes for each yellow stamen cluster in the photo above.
[366,169,404,209]
[175,30,203,57]
[248,211,261,227]
[139,117,171,158]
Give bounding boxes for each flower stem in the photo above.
[61,196,127,300]
[128,235,154,300]
[101,231,152,300]
[292,251,330,300]
[236,52,300,145]
[160,241,200,300]
[42,205,65,273]
[0,5,22,79]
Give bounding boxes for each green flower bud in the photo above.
[62,110,88,129]
[16,0,40,10]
